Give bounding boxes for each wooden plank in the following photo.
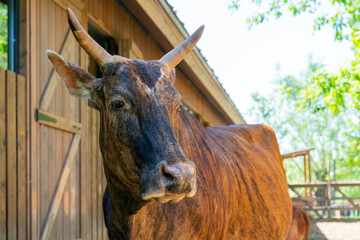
[331,182,360,187]
[334,186,360,208]
[29,0,40,238]
[80,99,88,240]
[0,68,6,240]
[51,0,85,11]
[18,0,27,76]
[91,108,98,240]
[289,186,323,219]
[40,0,50,231]
[51,0,67,11]
[120,39,144,60]
[7,70,18,240]
[39,29,70,111]
[80,20,89,237]
[48,1,57,238]
[97,114,103,240]
[88,13,113,37]
[289,183,327,188]
[36,108,83,134]
[281,148,314,159]
[17,75,27,240]
[87,106,93,240]
[40,134,81,240]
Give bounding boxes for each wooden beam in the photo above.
[35,108,83,134]
[17,74,27,240]
[7,70,18,239]
[282,148,315,159]
[334,186,360,209]
[40,29,71,110]
[289,186,323,219]
[51,0,85,12]
[88,13,113,37]
[40,134,81,240]
[289,182,328,188]
[0,68,6,240]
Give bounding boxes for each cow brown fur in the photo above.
[286,206,310,240]
[47,8,293,240]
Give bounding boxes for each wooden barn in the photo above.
[0,0,245,239]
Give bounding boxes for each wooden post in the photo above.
[327,160,332,219]
[304,155,307,197]
[0,68,6,240]
[308,153,312,196]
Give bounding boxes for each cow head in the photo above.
[47,8,203,204]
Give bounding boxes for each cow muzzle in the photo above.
[140,159,197,203]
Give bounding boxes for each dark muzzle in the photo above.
[140,159,197,203]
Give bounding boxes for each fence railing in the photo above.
[0,67,27,240]
[289,182,360,219]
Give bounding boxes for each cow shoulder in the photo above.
[227,124,279,149]
[236,123,281,159]
[208,124,282,166]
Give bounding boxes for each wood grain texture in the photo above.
[0,68,6,240]
[40,134,81,240]
[6,71,17,240]
[36,109,83,134]
[17,75,27,240]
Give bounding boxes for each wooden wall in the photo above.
[87,107,108,240]
[0,68,27,240]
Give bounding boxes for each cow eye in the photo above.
[112,100,126,111]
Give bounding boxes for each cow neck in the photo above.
[98,111,147,236]
[102,171,147,239]
[178,110,208,146]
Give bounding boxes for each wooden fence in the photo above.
[0,68,27,239]
[289,182,360,219]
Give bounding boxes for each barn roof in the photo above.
[120,0,246,124]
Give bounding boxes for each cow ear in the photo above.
[46,50,96,98]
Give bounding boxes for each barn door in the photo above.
[31,3,89,240]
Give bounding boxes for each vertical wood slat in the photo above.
[91,108,97,240]
[0,68,6,240]
[40,134,81,240]
[0,69,27,240]
[29,0,40,239]
[17,75,27,240]
[97,112,102,240]
[7,71,18,240]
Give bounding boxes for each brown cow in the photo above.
[286,206,310,240]
[47,8,292,239]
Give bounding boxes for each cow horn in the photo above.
[159,25,205,73]
[67,8,112,67]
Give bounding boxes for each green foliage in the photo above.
[247,62,360,188]
[0,2,7,69]
[230,0,360,114]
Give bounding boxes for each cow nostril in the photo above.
[161,165,176,181]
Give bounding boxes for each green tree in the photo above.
[247,61,360,187]
[230,0,360,114]
[0,2,7,69]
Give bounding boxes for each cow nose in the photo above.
[161,164,181,181]
[159,161,196,193]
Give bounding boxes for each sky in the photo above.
[167,0,353,122]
